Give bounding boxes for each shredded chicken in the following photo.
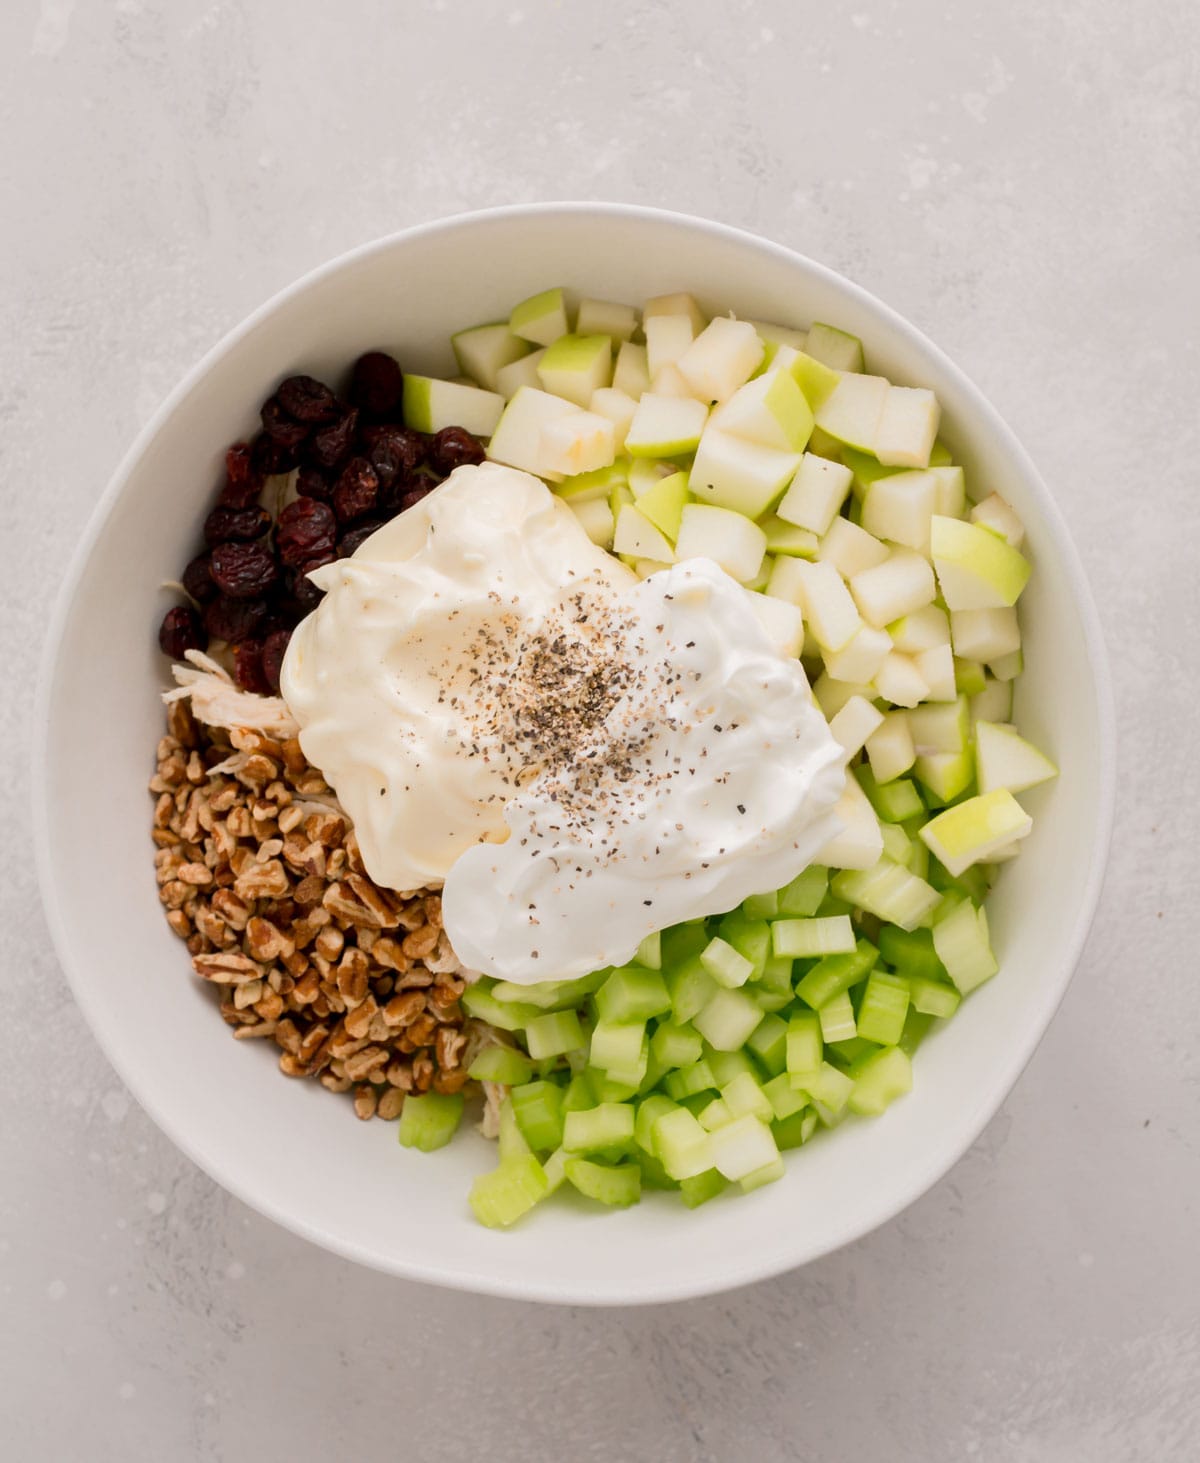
[163,650,299,738]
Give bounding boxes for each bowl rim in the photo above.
[32,201,1117,1305]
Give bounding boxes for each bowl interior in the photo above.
[36,206,1111,1304]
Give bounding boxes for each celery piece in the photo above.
[634,930,663,969]
[786,1011,824,1079]
[757,953,795,995]
[847,1046,913,1115]
[710,1114,780,1181]
[778,864,830,917]
[792,1060,856,1113]
[742,890,780,920]
[589,1020,646,1075]
[928,856,992,903]
[637,1046,670,1095]
[880,822,914,868]
[746,1012,789,1076]
[397,1091,465,1153]
[510,1080,565,1153]
[663,1058,717,1101]
[679,1092,712,1117]
[562,1102,636,1155]
[772,914,856,959]
[469,1155,549,1228]
[705,1048,758,1087]
[717,910,772,980]
[653,1107,715,1180]
[908,974,961,1019]
[818,990,857,1043]
[595,965,672,1023]
[739,1156,787,1194]
[491,977,570,1009]
[698,1096,734,1131]
[562,1071,598,1113]
[932,900,998,994]
[498,1096,532,1162]
[638,1152,679,1190]
[525,1009,586,1060]
[468,1045,536,1085]
[855,971,911,1046]
[605,1035,650,1091]
[665,956,719,1023]
[763,1072,809,1121]
[460,983,541,1032]
[650,1021,703,1069]
[826,1036,878,1068]
[858,767,925,824]
[751,986,793,1013]
[772,1108,815,1150]
[661,921,710,968]
[700,936,755,989]
[815,894,855,919]
[831,861,940,933]
[564,1158,642,1207]
[679,1169,729,1208]
[635,1094,679,1154]
[878,924,946,980]
[899,1007,935,1056]
[795,939,878,1010]
[693,987,766,1050]
[591,1074,642,1104]
[541,1146,569,1195]
[721,1071,774,1123]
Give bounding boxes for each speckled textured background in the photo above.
[3,0,1198,1457]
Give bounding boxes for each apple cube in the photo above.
[823,624,893,684]
[776,453,853,535]
[589,387,639,451]
[950,607,1021,664]
[402,376,505,438]
[874,386,941,468]
[819,517,889,579]
[913,749,975,803]
[758,514,819,558]
[451,322,531,393]
[804,322,865,372]
[920,789,1033,876]
[861,469,939,552]
[674,504,767,583]
[636,470,690,542]
[536,334,613,407]
[747,594,806,658]
[931,515,1032,610]
[748,318,810,357]
[866,711,916,783]
[788,352,841,410]
[569,496,615,549]
[813,672,876,720]
[553,461,628,503]
[486,386,578,479]
[613,504,676,563]
[814,373,890,451]
[509,287,570,346]
[970,678,1014,726]
[975,722,1058,795]
[827,694,885,759]
[908,698,970,754]
[817,774,884,870]
[850,550,937,627]
[643,291,707,333]
[970,492,1025,547]
[540,410,616,477]
[645,314,696,378]
[677,317,765,404]
[989,649,1024,681]
[887,603,950,653]
[495,348,547,399]
[930,465,966,518]
[612,341,651,399]
[575,297,639,343]
[712,368,814,451]
[873,653,928,708]
[628,458,672,497]
[765,555,806,605]
[625,393,708,457]
[689,425,800,519]
[914,642,957,701]
[634,558,673,579]
[790,560,862,652]
[650,362,696,399]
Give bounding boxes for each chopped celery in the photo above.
[498,1096,532,1162]
[847,1046,913,1115]
[794,939,878,1010]
[562,1102,635,1155]
[856,764,925,823]
[855,970,911,1046]
[831,861,940,933]
[786,1011,824,1078]
[637,1047,670,1095]
[742,890,780,919]
[698,1096,733,1131]
[510,1081,565,1152]
[750,986,793,1013]
[772,914,856,958]
[661,922,710,967]
[772,1107,817,1150]
[908,974,961,1018]
[589,1020,646,1075]
[818,989,857,1043]
[717,910,772,979]
[792,1060,855,1113]
[705,1048,758,1087]
[635,1094,679,1154]
[541,1146,569,1195]
[878,924,946,980]
[700,935,755,988]
[665,956,719,1023]
[693,987,765,1050]
[757,953,795,995]
[398,1091,465,1152]
[899,1006,935,1056]
[745,1012,789,1076]
[564,1158,642,1207]
[591,1074,642,1103]
[679,1169,729,1208]
[460,983,541,1032]
[710,1114,779,1181]
[826,1035,878,1067]
[469,1155,549,1228]
[721,1071,774,1122]
[525,1009,586,1060]
[635,930,663,969]
[650,1020,703,1068]
[595,965,672,1023]
[561,1071,597,1113]
[932,900,998,994]
[739,1156,787,1194]
[467,1044,536,1086]
[653,1107,715,1180]
[662,1058,717,1101]
[638,1152,679,1190]
[778,865,829,916]
[763,1072,809,1121]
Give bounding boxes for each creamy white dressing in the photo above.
[281,464,845,983]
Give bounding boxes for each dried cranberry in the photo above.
[277,374,340,425]
[233,637,271,694]
[307,407,358,470]
[250,432,299,476]
[286,566,326,613]
[332,456,379,522]
[337,519,384,557]
[260,394,311,448]
[398,482,435,513]
[276,497,337,568]
[203,504,270,546]
[363,424,426,487]
[203,595,269,643]
[261,628,293,693]
[295,465,332,501]
[182,552,217,605]
[158,605,208,659]
[219,442,265,507]
[429,425,485,475]
[210,541,279,599]
[348,351,404,419]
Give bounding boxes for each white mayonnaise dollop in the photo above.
[281,463,845,983]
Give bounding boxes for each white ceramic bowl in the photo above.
[34,204,1114,1305]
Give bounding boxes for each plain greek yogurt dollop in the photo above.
[280,463,846,983]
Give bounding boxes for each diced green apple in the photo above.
[818,517,889,579]
[804,322,865,372]
[569,496,615,548]
[955,657,988,696]
[861,469,938,552]
[931,516,1032,610]
[627,458,672,497]
[553,460,629,502]
[827,694,885,758]
[813,672,876,720]
[451,322,531,393]
[748,318,810,357]
[509,286,570,346]
[913,642,957,701]
[486,386,577,478]
[789,560,862,652]
[913,748,975,803]
[635,470,690,541]
[650,362,696,399]
[866,711,916,783]
[613,503,676,562]
[813,373,890,452]
[540,410,616,476]
[817,774,884,870]
[765,555,806,606]
[970,492,1025,547]
[645,314,696,378]
[970,677,1013,725]
[950,607,1021,664]
[822,624,892,684]
[872,652,928,708]
[776,453,854,535]
[643,291,707,333]
[536,334,613,407]
[689,425,800,519]
[788,352,842,410]
[874,386,941,468]
[988,648,1024,681]
[975,721,1058,795]
[712,368,814,451]
[589,387,639,451]
[495,348,547,399]
[920,789,1033,875]
[908,697,970,754]
[402,375,505,437]
[757,514,819,558]
[624,393,709,457]
[612,341,651,399]
[677,317,765,404]
[674,504,767,584]
[575,297,639,343]
[930,465,966,518]
[747,593,805,658]
[887,603,950,654]
[850,549,937,627]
